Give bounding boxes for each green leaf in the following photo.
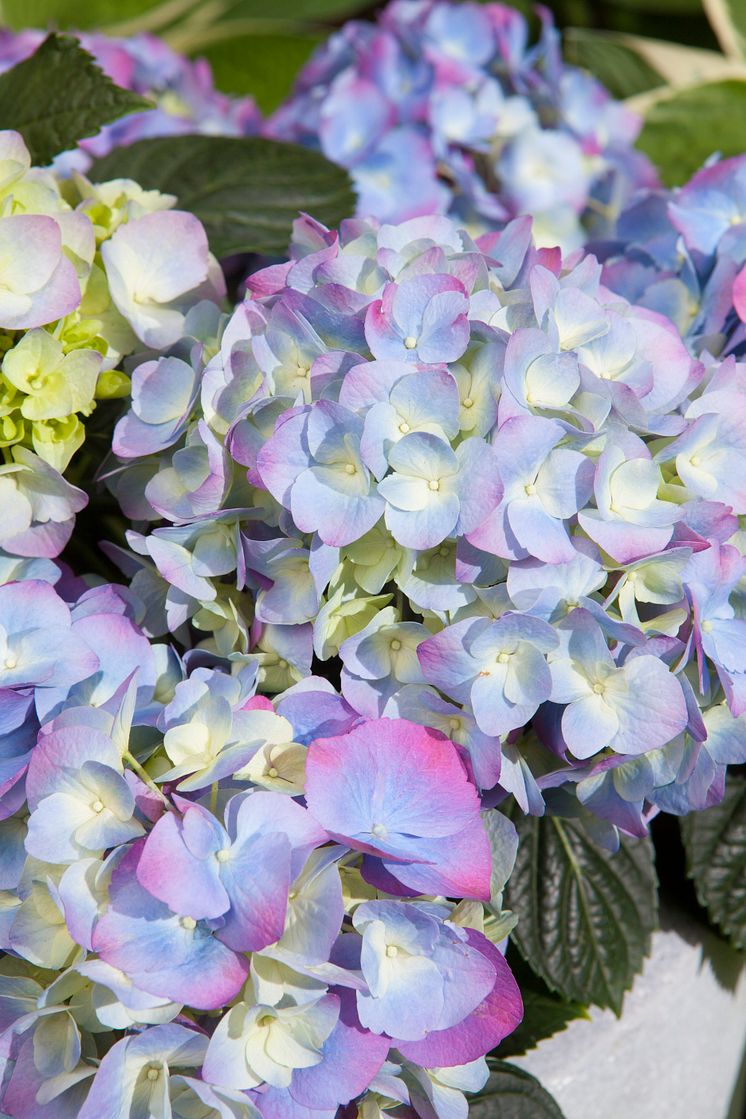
[564,28,663,99]
[470,1061,567,1119]
[637,80,746,187]
[88,134,356,257]
[207,0,369,17]
[680,772,746,950]
[0,32,152,166]
[196,32,323,113]
[504,815,657,1014]
[703,0,746,60]
[0,0,169,30]
[496,951,588,1058]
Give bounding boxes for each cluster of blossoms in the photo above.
[102,208,746,840]
[597,153,746,360]
[0,569,522,1117]
[0,29,260,172]
[0,128,224,563]
[267,0,656,249]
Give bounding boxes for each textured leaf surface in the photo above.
[0,33,151,165]
[681,772,746,950]
[505,815,658,1014]
[470,1061,567,1118]
[89,135,356,257]
[637,80,746,186]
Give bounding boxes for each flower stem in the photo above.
[124,751,169,805]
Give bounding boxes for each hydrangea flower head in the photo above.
[268,0,656,249]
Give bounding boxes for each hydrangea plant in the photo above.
[2,10,746,1119]
[267,0,657,249]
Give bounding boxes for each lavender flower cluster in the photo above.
[267,0,657,249]
[598,154,746,359]
[103,207,746,842]
[0,571,522,1118]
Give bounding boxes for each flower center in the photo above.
[371,822,387,837]
[524,483,537,496]
[277,658,289,670]
[448,718,460,732]
[428,479,440,492]
[690,455,701,467]
[497,652,510,664]
[390,639,402,652]
[3,656,17,670]
[91,800,104,813]
[268,767,279,778]
[592,682,605,695]
[386,945,399,958]
[345,463,357,475]
[180,916,197,930]
[216,849,230,863]
[462,397,474,409]
[398,422,410,434]
[701,620,713,633]
[146,1067,160,1082]
[403,336,417,350]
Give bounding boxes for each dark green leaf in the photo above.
[0,33,152,165]
[496,951,588,1058]
[564,28,663,99]
[470,1061,567,1119]
[197,33,323,113]
[680,772,746,950]
[504,815,657,1014]
[637,80,746,187]
[89,134,356,257]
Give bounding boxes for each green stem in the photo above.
[124,751,169,806]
